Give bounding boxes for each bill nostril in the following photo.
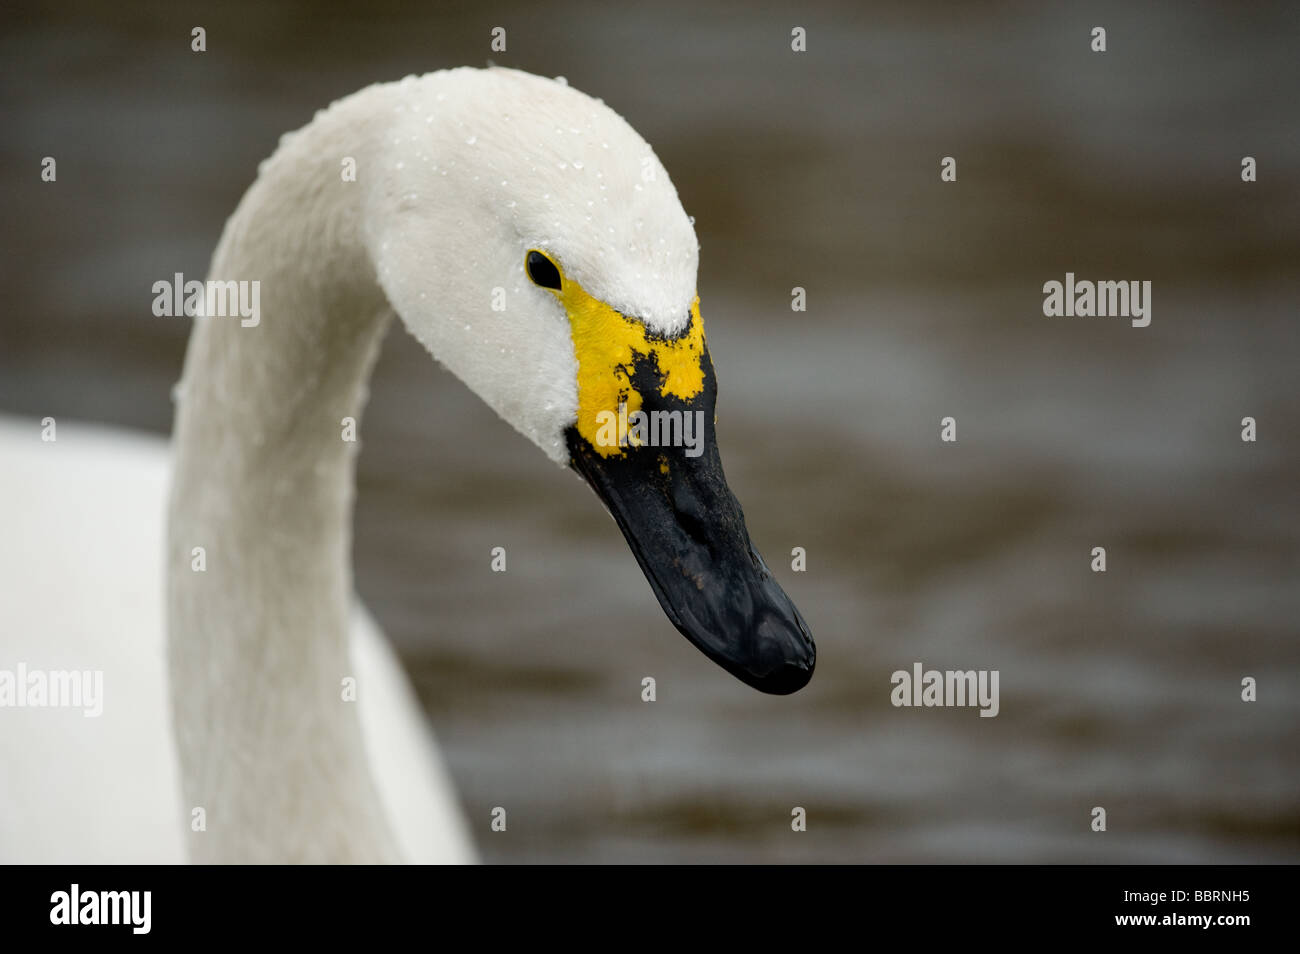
[668,482,714,547]
[675,507,711,547]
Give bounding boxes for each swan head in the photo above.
[367,67,814,693]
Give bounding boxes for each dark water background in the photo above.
[2,0,1297,861]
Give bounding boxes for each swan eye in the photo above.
[525,250,562,290]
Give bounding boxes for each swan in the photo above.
[0,66,816,863]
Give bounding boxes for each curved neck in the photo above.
[167,89,401,862]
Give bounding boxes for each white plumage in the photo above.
[0,67,702,862]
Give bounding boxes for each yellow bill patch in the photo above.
[554,268,706,458]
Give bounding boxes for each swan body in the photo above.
[1,67,814,863]
[0,416,472,862]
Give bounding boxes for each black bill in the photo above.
[567,341,816,694]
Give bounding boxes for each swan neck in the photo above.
[166,91,402,862]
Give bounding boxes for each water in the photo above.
[1,0,1297,862]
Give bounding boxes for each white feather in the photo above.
[0,67,700,863]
